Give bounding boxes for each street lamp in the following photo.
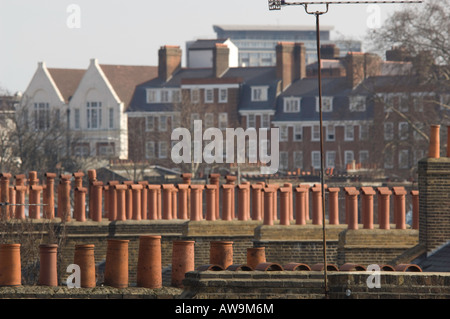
[268,0,422,298]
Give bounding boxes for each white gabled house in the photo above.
[21,59,157,159]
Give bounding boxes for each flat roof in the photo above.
[213,24,334,32]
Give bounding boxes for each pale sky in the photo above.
[0,0,421,94]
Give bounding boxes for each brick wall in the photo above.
[418,157,450,252]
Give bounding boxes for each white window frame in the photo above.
[146,115,155,131]
[205,88,214,103]
[247,114,256,128]
[399,122,409,140]
[86,101,102,130]
[294,151,303,169]
[344,151,354,166]
[262,114,270,128]
[280,151,289,170]
[316,96,333,112]
[191,88,200,103]
[251,86,268,102]
[326,124,335,142]
[349,96,366,112]
[219,113,228,130]
[311,151,321,169]
[280,125,288,142]
[359,150,369,164]
[344,124,354,141]
[158,141,168,159]
[326,151,336,169]
[145,141,155,159]
[311,124,320,142]
[284,97,301,113]
[359,124,369,141]
[399,149,409,169]
[159,115,167,132]
[384,122,394,141]
[294,124,302,141]
[219,88,228,103]
[205,113,214,128]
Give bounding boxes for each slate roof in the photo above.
[127,66,280,113]
[272,77,374,122]
[413,242,450,272]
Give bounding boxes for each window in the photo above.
[413,96,424,112]
[349,96,366,112]
[87,101,102,129]
[158,142,168,159]
[294,151,303,169]
[345,125,354,141]
[262,114,270,128]
[147,89,182,104]
[219,88,228,103]
[284,97,301,113]
[191,88,200,103]
[280,152,289,170]
[205,88,214,103]
[311,151,321,169]
[326,151,336,168]
[312,125,320,141]
[294,124,302,141]
[359,151,369,164]
[147,90,157,103]
[384,147,394,169]
[159,115,167,131]
[360,124,369,141]
[98,144,114,157]
[414,122,425,141]
[399,150,409,169]
[34,102,50,130]
[247,114,256,128]
[74,145,90,157]
[280,125,288,142]
[399,122,409,140]
[205,113,214,128]
[145,141,155,159]
[146,116,155,131]
[316,97,333,112]
[74,109,80,129]
[251,86,268,101]
[219,113,228,130]
[109,108,114,129]
[190,113,200,130]
[326,125,335,141]
[344,151,354,166]
[384,122,394,141]
[161,90,170,103]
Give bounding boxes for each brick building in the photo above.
[127,43,448,180]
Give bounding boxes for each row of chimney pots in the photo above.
[0,239,422,288]
[0,169,418,230]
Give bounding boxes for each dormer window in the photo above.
[349,96,366,112]
[284,97,301,113]
[251,86,268,102]
[316,96,333,112]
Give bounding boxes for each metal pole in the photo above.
[314,7,328,300]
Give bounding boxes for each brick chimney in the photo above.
[293,42,306,81]
[213,43,229,78]
[345,52,382,88]
[320,44,340,60]
[386,46,411,62]
[158,45,182,82]
[276,42,306,91]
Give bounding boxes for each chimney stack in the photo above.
[276,42,306,91]
[158,45,182,82]
[213,43,229,78]
[320,44,340,60]
[345,52,382,88]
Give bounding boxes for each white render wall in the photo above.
[69,59,128,159]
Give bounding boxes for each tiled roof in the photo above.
[99,64,158,108]
[47,68,85,103]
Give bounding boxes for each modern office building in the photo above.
[213,24,362,66]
